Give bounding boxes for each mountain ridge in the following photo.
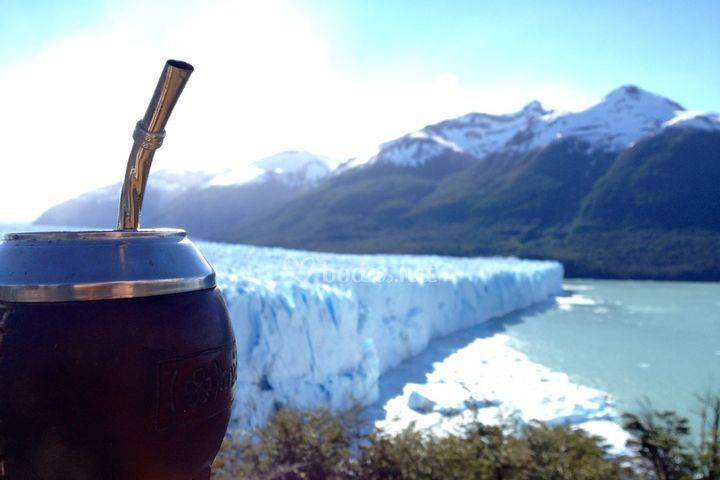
[36,151,335,229]
[369,85,718,169]
[35,86,720,279]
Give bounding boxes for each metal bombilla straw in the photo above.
[117,59,194,230]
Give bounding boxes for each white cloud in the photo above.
[0,0,594,221]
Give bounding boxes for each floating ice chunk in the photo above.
[375,334,626,452]
[408,391,436,413]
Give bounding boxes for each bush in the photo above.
[214,407,361,480]
[621,393,720,480]
[357,423,528,480]
[212,393,720,479]
[522,422,625,480]
[213,409,627,480]
[622,407,695,480]
[697,392,720,480]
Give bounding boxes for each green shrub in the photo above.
[697,392,720,480]
[224,407,361,480]
[521,422,624,480]
[357,421,624,480]
[620,393,720,480]
[622,408,695,480]
[213,409,627,480]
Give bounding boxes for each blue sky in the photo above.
[0,0,718,220]
[304,0,720,112]
[4,0,716,110]
[0,0,104,63]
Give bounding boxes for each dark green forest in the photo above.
[226,129,720,281]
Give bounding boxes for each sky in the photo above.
[0,0,718,221]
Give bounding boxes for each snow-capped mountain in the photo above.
[35,85,720,279]
[375,100,550,166]
[208,151,333,188]
[227,86,720,279]
[146,151,335,238]
[35,151,334,229]
[373,85,720,167]
[34,170,215,228]
[74,169,215,203]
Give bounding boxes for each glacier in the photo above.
[198,241,563,430]
[0,222,627,448]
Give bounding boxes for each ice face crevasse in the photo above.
[199,242,563,430]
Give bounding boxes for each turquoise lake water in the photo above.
[500,279,720,427]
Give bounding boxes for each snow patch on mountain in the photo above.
[69,170,214,203]
[530,85,682,151]
[34,150,335,227]
[375,101,548,167]
[662,111,720,131]
[197,241,563,430]
[208,150,333,188]
[434,100,549,158]
[372,85,710,167]
[149,170,218,191]
[206,165,265,187]
[375,134,462,167]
